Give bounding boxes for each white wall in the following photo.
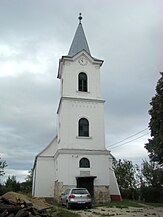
[56,153,110,186]
[109,168,121,196]
[32,157,54,197]
[39,137,58,157]
[60,53,102,100]
[57,51,106,153]
[58,99,105,150]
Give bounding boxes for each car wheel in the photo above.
[66,201,71,209]
[87,204,92,209]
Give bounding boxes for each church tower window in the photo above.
[78,118,89,137]
[79,158,90,168]
[78,72,87,92]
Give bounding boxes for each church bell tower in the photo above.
[55,14,121,202]
[32,14,121,203]
[57,14,105,151]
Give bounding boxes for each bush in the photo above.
[0,184,7,195]
[141,186,163,202]
[121,188,139,200]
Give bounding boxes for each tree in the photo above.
[5,175,20,192]
[113,159,140,199]
[145,72,163,164]
[141,160,163,187]
[20,170,33,193]
[0,157,7,177]
[140,160,163,202]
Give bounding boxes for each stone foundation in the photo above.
[94,185,111,204]
[54,181,111,204]
[54,181,75,202]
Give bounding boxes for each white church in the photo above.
[32,14,121,203]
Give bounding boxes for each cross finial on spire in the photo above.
[78,13,82,24]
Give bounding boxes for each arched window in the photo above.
[79,158,90,168]
[79,118,89,137]
[78,73,87,92]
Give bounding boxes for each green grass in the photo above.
[47,205,81,217]
[102,199,144,209]
[141,202,163,207]
[45,198,163,216]
[100,199,163,209]
[45,199,81,217]
[58,208,81,217]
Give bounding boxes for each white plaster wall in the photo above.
[39,137,58,157]
[56,153,110,186]
[61,54,102,100]
[91,155,110,185]
[32,157,54,197]
[107,154,121,196]
[32,167,36,197]
[58,99,105,150]
[109,168,121,196]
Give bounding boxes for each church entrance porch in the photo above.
[76,176,96,199]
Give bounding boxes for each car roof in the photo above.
[70,188,87,190]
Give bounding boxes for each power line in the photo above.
[109,128,148,148]
[110,132,150,150]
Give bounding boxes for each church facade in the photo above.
[32,15,121,203]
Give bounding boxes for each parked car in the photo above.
[60,188,92,209]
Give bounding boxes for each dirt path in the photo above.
[73,206,163,217]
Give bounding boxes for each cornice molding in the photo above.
[57,50,104,79]
[57,96,105,114]
[54,148,111,160]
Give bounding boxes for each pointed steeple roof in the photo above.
[68,13,91,57]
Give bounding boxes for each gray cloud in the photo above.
[0,0,163,182]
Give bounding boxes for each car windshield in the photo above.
[71,189,88,194]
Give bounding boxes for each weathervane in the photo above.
[78,13,82,24]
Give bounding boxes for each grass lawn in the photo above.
[141,202,163,207]
[102,199,147,208]
[46,199,81,217]
[46,198,163,216]
[58,208,81,217]
[101,199,163,209]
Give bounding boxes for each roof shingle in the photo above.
[68,23,91,57]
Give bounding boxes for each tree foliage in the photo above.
[113,159,139,199]
[0,171,33,195]
[145,72,163,164]
[141,160,163,188]
[5,175,20,192]
[0,157,7,177]
[113,159,163,202]
[140,160,163,202]
[20,170,33,193]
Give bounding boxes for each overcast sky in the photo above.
[0,0,163,182]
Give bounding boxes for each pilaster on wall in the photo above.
[94,185,111,204]
[54,181,75,202]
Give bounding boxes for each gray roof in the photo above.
[68,22,91,57]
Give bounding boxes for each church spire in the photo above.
[68,13,91,57]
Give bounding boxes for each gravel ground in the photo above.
[72,205,163,217]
